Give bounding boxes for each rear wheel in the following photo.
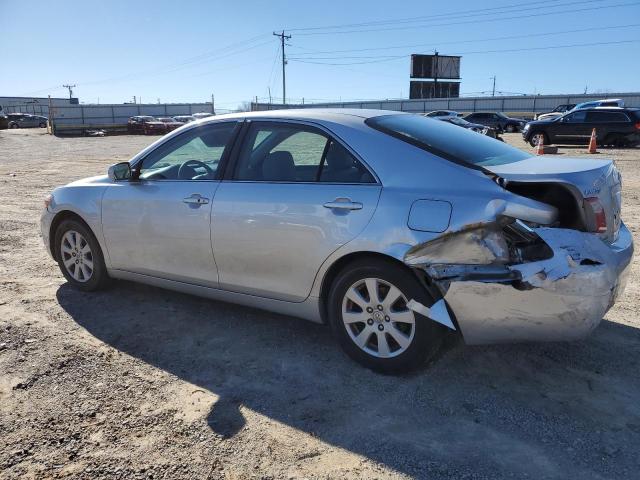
[39,122,46,128]
[54,219,110,291]
[328,258,445,373]
[505,124,516,133]
[604,133,628,148]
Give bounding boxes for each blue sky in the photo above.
[1,0,639,110]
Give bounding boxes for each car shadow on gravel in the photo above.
[57,281,640,478]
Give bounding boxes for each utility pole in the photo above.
[211,93,215,114]
[490,76,496,97]
[268,87,272,104]
[273,30,291,104]
[433,51,439,99]
[62,84,76,101]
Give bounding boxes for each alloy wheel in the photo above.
[531,133,545,146]
[341,277,416,358]
[60,230,93,282]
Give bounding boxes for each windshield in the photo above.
[366,114,530,168]
[140,116,157,122]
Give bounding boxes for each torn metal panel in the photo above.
[439,224,633,345]
[404,226,509,266]
[484,197,558,225]
[407,298,456,330]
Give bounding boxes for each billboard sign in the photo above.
[410,54,461,79]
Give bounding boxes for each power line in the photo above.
[292,1,639,36]
[286,0,570,32]
[289,23,640,56]
[289,39,640,65]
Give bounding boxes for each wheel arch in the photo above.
[318,251,436,324]
[49,210,95,262]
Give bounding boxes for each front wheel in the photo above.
[528,131,548,147]
[505,124,516,133]
[328,259,445,374]
[54,219,110,291]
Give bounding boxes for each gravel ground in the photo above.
[1,128,639,480]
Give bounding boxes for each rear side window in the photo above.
[586,111,629,123]
[234,123,375,183]
[366,114,529,168]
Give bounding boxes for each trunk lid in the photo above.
[486,156,622,242]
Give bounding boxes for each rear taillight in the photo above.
[634,122,640,130]
[585,197,607,233]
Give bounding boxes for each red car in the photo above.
[127,116,167,135]
[157,117,183,132]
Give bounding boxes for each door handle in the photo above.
[183,194,209,206]
[323,198,363,211]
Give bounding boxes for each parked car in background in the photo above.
[192,112,214,119]
[173,115,196,124]
[535,99,624,122]
[438,115,502,140]
[127,116,167,135]
[0,113,7,130]
[535,104,576,120]
[7,113,48,128]
[464,112,526,133]
[157,117,183,132]
[522,107,640,147]
[41,109,632,373]
[425,110,460,119]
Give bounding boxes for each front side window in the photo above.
[234,123,375,183]
[366,114,530,168]
[139,122,237,180]
[564,111,587,123]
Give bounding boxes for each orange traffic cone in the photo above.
[535,135,545,155]
[588,128,598,154]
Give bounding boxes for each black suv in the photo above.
[522,108,640,147]
[464,112,526,133]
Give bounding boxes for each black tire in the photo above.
[505,124,516,133]
[528,131,549,147]
[604,133,627,148]
[39,122,46,128]
[54,219,110,291]
[327,258,446,374]
[9,123,18,129]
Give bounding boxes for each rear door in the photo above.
[211,120,381,302]
[585,111,631,142]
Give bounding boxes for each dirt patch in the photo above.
[1,129,639,479]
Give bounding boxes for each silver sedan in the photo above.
[41,109,633,373]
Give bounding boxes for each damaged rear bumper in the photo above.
[425,223,633,345]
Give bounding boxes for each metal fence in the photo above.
[252,92,640,116]
[49,103,215,129]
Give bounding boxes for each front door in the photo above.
[549,110,591,144]
[211,121,382,302]
[101,121,239,287]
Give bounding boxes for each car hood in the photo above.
[525,118,558,127]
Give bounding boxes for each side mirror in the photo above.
[108,162,132,181]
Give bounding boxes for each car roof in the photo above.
[198,108,407,124]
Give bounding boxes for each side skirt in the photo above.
[107,269,324,324]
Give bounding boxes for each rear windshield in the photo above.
[366,114,529,168]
